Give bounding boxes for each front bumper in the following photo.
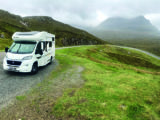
[3,58,33,73]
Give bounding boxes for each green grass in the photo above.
[16,96,26,101]
[1,45,160,120]
[52,45,160,120]
[0,38,12,50]
[106,38,160,56]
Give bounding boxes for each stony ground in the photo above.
[0,65,84,120]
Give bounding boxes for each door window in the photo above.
[49,41,52,47]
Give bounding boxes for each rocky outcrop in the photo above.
[61,37,98,46]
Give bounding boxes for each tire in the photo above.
[49,57,53,64]
[31,62,38,74]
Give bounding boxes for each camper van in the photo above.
[3,31,55,74]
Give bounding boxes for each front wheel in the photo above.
[49,57,53,64]
[31,63,38,74]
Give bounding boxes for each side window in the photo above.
[43,42,48,52]
[49,41,52,47]
[42,42,46,51]
[52,37,55,41]
[40,41,51,52]
[46,42,49,51]
[36,42,41,50]
[35,42,41,54]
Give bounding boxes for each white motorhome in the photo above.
[3,31,55,74]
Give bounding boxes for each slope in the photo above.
[23,16,105,46]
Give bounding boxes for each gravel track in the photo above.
[0,52,58,109]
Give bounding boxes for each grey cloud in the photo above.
[1,0,160,28]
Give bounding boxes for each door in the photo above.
[42,41,50,65]
[35,42,44,66]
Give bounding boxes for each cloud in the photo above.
[1,0,160,28]
[145,14,160,29]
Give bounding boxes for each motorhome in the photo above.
[3,31,55,74]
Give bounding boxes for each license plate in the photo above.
[8,67,17,71]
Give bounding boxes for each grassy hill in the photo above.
[0,10,29,37]
[104,37,160,56]
[1,45,160,120]
[0,9,105,49]
[23,16,105,46]
[89,30,160,56]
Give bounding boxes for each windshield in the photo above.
[8,41,36,54]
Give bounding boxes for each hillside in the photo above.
[1,45,160,119]
[0,9,105,48]
[106,38,160,56]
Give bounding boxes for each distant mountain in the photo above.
[0,9,105,47]
[89,16,160,40]
[98,16,159,32]
[86,16,160,56]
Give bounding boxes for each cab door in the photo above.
[35,42,44,66]
[42,41,50,65]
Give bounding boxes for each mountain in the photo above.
[87,16,160,56]
[98,16,159,32]
[89,16,160,40]
[0,9,106,48]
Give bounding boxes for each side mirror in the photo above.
[5,47,9,53]
[36,49,43,55]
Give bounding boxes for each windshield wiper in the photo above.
[16,44,21,53]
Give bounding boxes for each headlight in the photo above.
[22,56,32,60]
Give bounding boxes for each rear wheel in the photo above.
[31,62,38,74]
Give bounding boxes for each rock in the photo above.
[0,34,4,38]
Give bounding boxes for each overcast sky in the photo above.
[1,0,160,29]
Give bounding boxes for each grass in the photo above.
[16,96,26,101]
[52,45,160,120]
[106,38,160,56]
[0,38,12,50]
[0,45,160,120]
